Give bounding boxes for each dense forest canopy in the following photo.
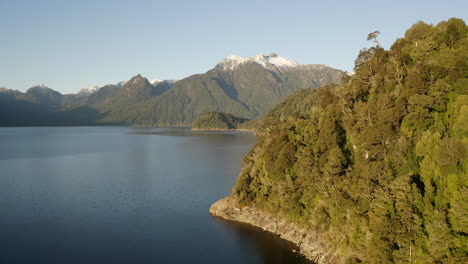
[232,18,467,263]
[192,112,249,129]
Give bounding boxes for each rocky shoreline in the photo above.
[209,196,343,264]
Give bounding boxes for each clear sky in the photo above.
[1,0,467,94]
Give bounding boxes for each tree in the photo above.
[354,48,375,70]
[367,30,382,48]
[231,18,468,263]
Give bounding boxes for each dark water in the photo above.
[0,127,310,264]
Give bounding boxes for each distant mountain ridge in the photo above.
[0,53,343,126]
[78,85,100,96]
[124,54,343,125]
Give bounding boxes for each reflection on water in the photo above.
[212,216,312,264]
[129,127,252,137]
[0,127,311,264]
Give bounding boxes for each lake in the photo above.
[0,127,310,264]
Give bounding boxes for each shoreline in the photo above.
[191,128,254,133]
[210,196,343,264]
[131,124,191,127]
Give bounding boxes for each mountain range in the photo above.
[0,53,343,126]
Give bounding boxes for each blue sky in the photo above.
[1,0,467,94]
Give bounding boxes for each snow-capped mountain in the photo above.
[216,53,300,71]
[151,79,164,85]
[78,85,101,95]
[123,54,343,125]
[151,79,178,85]
[31,84,49,89]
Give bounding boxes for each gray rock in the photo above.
[210,196,345,264]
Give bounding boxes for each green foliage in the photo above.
[232,18,468,263]
[192,111,249,129]
[117,63,343,126]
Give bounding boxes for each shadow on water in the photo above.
[129,128,252,138]
[211,216,313,264]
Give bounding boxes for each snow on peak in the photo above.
[78,85,100,95]
[151,79,164,85]
[217,53,299,71]
[263,53,298,68]
[151,79,178,85]
[33,84,49,89]
[218,55,247,70]
[0,87,10,92]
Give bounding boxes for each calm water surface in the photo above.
[0,127,310,264]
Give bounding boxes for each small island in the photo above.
[192,112,252,131]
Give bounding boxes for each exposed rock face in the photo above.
[210,196,344,264]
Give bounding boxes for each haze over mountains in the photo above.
[0,54,343,126]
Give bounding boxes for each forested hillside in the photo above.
[238,88,325,133]
[123,57,343,125]
[232,18,467,263]
[192,112,249,130]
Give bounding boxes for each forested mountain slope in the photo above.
[231,18,467,263]
[192,112,249,130]
[121,54,343,125]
